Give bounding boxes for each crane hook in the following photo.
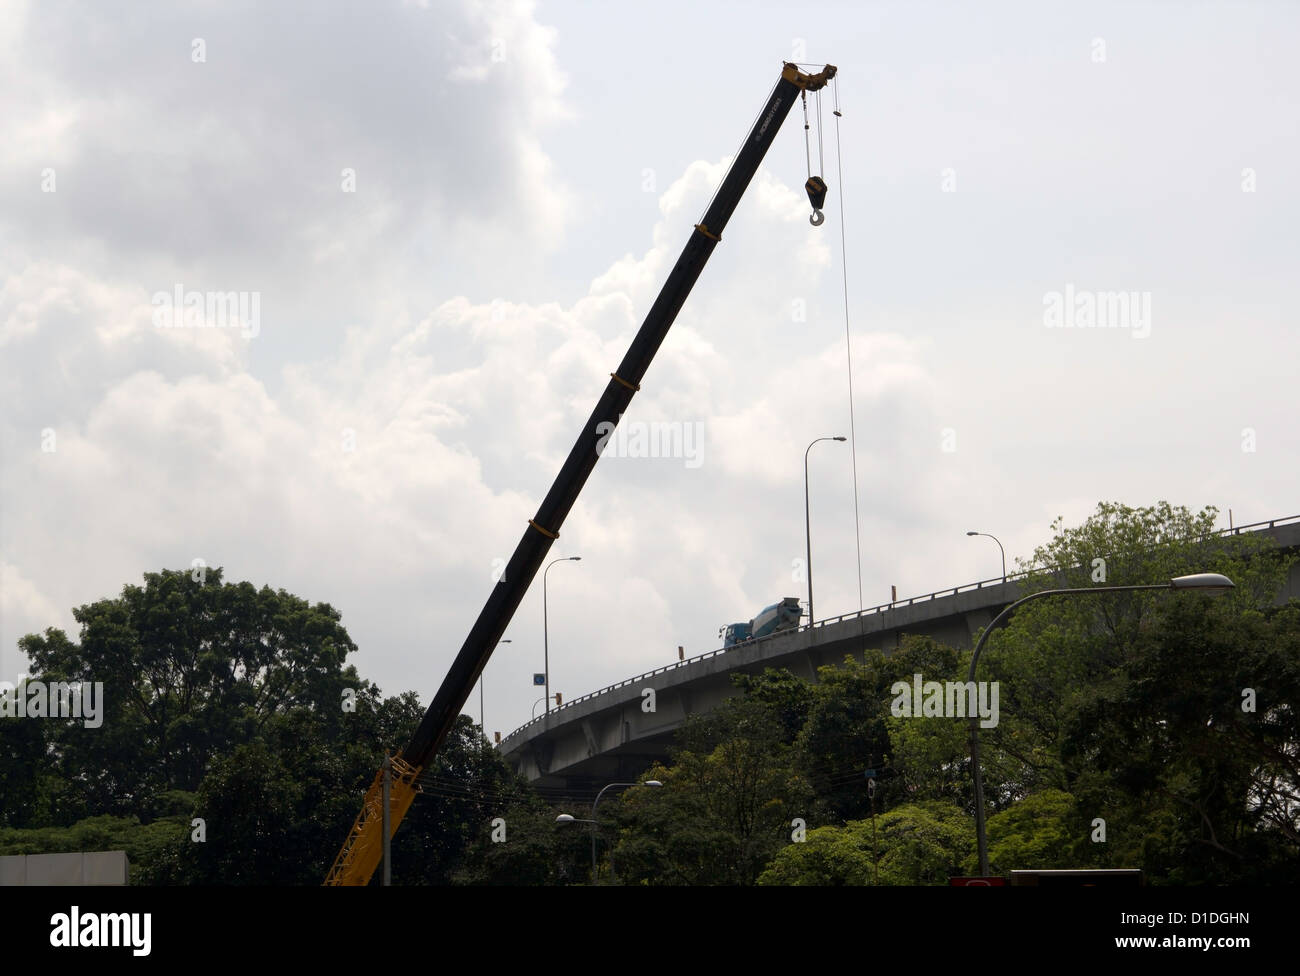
[804,176,828,228]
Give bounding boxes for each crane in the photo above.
[325,60,838,885]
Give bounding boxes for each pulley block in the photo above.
[805,175,828,226]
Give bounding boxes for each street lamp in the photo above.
[557,779,664,883]
[804,436,846,625]
[532,694,560,720]
[481,639,510,743]
[967,572,1234,876]
[966,531,1007,582]
[543,556,581,714]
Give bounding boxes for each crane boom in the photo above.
[325,60,837,886]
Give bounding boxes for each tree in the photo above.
[754,822,877,886]
[612,691,813,885]
[390,713,532,885]
[797,636,970,821]
[794,654,891,822]
[14,567,367,822]
[757,802,973,885]
[0,812,191,885]
[6,566,555,884]
[453,794,590,886]
[1061,600,1300,882]
[984,789,1082,872]
[975,501,1299,882]
[0,706,58,828]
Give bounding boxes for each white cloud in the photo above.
[0,136,941,720]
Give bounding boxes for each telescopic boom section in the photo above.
[325,61,837,885]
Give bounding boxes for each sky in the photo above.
[2,0,1296,742]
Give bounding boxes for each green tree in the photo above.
[0,813,192,885]
[754,822,877,885]
[792,636,969,821]
[975,501,1299,882]
[453,794,590,886]
[0,707,58,828]
[757,802,973,885]
[984,789,1082,872]
[1062,600,1300,882]
[15,568,366,821]
[794,654,891,821]
[613,693,812,885]
[6,567,555,884]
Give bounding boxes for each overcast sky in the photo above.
[2,0,1296,741]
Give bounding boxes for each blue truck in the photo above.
[721,597,804,647]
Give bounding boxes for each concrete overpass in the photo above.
[500,516,1300,792]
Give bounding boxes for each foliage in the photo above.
[757,802,973,885]
[10,567,367,823]
[0,814,191,885]
[984,789,1081,872]
[3,567,538,884]
[611,691,813,885]
[974,502,1300,882]
[452,794,591,886]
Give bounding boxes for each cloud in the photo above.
[0,135,942,716]
[0,0,574,294]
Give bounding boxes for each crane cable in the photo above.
[798,69,864,622]
[801,89,827,185]
[831,76,867,626]
[801,90,829,226]
[801,91,812,181]
[817,88,826,179]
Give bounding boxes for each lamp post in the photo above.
[543,556,581,714]
[557,779,663,883]
[967,572,1234,876]
[532,695,560,720]
[804,436,846,625]
[966,531,1006,582]
[481,638,510,744]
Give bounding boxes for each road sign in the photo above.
[533,673,546,686]
[863,768,877,778]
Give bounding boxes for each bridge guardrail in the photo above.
[499,514,1299,744]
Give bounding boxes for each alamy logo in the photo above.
[595,416,704,469]
[1042,283,1151,339]
[0,679,104,729]
[890,673,1000,728]
[151,284,260,337]
[50,907,150,956]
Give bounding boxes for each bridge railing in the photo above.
[498,570,1029,744]
[1220,514,1299,535]
[498,514,1298,744]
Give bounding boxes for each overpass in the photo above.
[499,516,1300,792]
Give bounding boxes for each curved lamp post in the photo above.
[557,779,663,883]
[968,572,1234,876]
[804,436,846,625]
[532,694,561,720]
[966,531,1007,582]
[543,556,581,714]
[481,638,510,743]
